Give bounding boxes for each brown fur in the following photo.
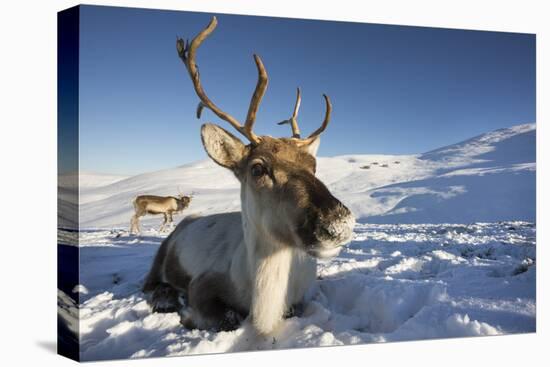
[236,137,317,179]
[232,136,348,250]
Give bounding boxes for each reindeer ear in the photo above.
[201,124,246,170]
[301,135,321,157]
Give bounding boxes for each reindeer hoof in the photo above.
[179,308,197,329]
[218,309,244,331]
[149,283,182,313]
[284,303,304,319]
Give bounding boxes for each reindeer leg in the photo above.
[136,215,142,233]
[144,232,184,312]
[130,216,135,234]
[186,272,247,331]
[130,215,140,234]
[149,283,182,313]
[159,213,168,232]
[168,212,174,228]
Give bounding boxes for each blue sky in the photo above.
[77,5,535,175]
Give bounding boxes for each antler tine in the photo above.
[243,54,268,145]
[289,87,302,138]
[276,87,302,138]
[177,16,262,144]
[300,94,332,143]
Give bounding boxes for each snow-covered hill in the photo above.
[365,123,535,223]
[58,123,536,360]
[69,123,535,229]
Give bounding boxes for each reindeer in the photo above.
[142,17,355,336]
[130,194,192,234]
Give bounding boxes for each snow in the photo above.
[58,123,536,360]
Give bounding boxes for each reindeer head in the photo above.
[175,191,192,211]
[177,17,355,258]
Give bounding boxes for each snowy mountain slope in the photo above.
[365,162,535,223]
[76,123,535,228]
[364,124,535,223]
[58,172,128,229]
[421,123,535,168]
[57,193,78,229]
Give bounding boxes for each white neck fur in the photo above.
[241,186,293,336]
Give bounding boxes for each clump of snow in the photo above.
[444,313,501,336]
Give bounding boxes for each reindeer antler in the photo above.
[278,88,332,144]
[177,16,267,145]
[277,88,302,138]
[302,94,332,144]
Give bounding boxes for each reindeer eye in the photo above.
[251,163,265,177]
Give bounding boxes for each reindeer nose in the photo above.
[306,205,354,259]
[318,204,355,244]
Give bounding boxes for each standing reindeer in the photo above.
[130,194,192,234]
[142,17,355,335]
